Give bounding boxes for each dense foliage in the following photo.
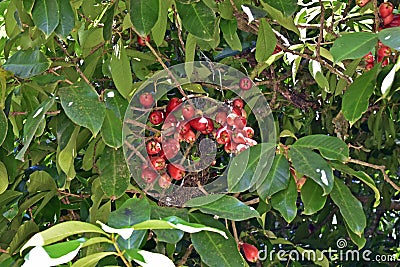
[0,0,399,266]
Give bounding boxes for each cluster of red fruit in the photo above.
[363,41,392,69]
[137,78,257,189]
[379,2,399,27]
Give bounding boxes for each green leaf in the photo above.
[57,126,79,179]
[134,250,175,267]
[27,171,57,193]
[110,42,133,99]
[255,18,276,62]
[335,59,361,96]
[21,221,107,253]
[101,110,123,148]
[55,0,74,38]
[331,32,378,62]
[257,154,290,201]
[71,252,117,267]
[300,179,327,215]
[331,162,380,207]
[16,97,55,161]
[342,65,378,126]
[0,110,7,147]
[289,147,334,195]
[345,222,366,249]
[292,134,349,162]
[9,221,39,254]
[378,27,400,51]
[264,0,297,16]
[32,0,60,36]
[330,177,366,236]
[24,240,83,266]
[59,83,106,136]
[98,147,130,198]
[175,1,216,41]
[220,19,241,51]
[271,177,297,223]
[23,0,35,13]
[309,60,330,92]
[3,49,51,78]
[185,195,259,221]
[129,0,159,36]
[152,0,171,46]
[185,33,197,76]
[260,3,299,35]
[189,213,246,267]
[0,161,8,194]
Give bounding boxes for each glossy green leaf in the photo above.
[0,161,8,194]
[55,0,74,38]
[98,147,130,198]
[16,97,55,161]
[0,110,7,147]
[23,0,35,13]
[27,171,57,193]
[261,3,299,35]
[271,177,297,223]
[264,0,297,16]
[335,59,361,96]
[101,110,122,148]
[152,0,171,46]
[32,0,60,36]
[175,1,216,41]
[21,221,107,253]
[378,27,400,51]
[257,154,290,201]
[110,42,132,99]
[58,126,79,179]
[9,221,39,254]
[292,134,349,162]
[71,252,117,267]
[331,162,380,207]
[330,177,366,236]
[3,49,51,78]
[220,19,241,51]
[185,195,259,221]
[345,222,366,249]
[59,84,106,136]
[129,0,159,36]
[342,65,378,126]
[189,213,246,267]
[289,147,334,195]
[101,4,115,41]
[331,32,378,62]
[255,18,276,62]
[24,240,83,267]
[301,179,327,215]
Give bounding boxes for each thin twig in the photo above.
[172,5,185,52]
[316,0,325,61]
[9,110,61,116]
[124,140,147,163]
[231,220,239,244]
[348,158,400,191]
[373,0,380,33]
[177,244,193,266]
[243,198,260,206]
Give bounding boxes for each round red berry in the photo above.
[239,77,252,90]
[139,93,154,108]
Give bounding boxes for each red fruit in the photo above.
[233,98,244,110]
[183,129,196,143]
[139,93,154,108]
[141,167,157,183]
[216,127,231,145]
[138,35,151,46]
[226,113,238,126]
[215,111,227,125]
[182,104,195,120]
[383,13,394,25]
[245,138,257,146]
[243,127,254,138]
[146,140,161,155]
[176,121,191,135]
[242,243,259,263]
[224,141,237,154]
[162,138,180,159]
[236,143,249,153]
[149,110,165,126]
[365,63,375,71]
[232,131,247,144]
[386,14,400,27]
[356,0,370,7]
[166,97,182,114]
[381,58,390,67]
[378,46,391,58]
[239,77,252,90]
[379,2,394,18]
[232,107,242,116]
[273,45,282,54]
[167,164,185,180]
[201,118,214,134]
[150,156,166,170]
[189,117,208,131]
[363,52,374,63]
[233,116,247,130]
[158,173,172,188]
